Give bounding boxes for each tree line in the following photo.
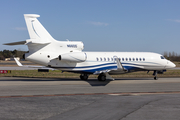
[0,49,180,61]
[0,49,27,60]
[163,51,180,61]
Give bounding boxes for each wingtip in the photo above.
[14,57,23,66]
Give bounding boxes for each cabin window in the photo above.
[107,58,110,61]
[136,58,138,61]
[111,58,113,61]
[143,58,145,61]
[122,58,124,61]
[119,58,121,61]
[133,58,135,61]
[104,58,106,61]
[126,58,128,61]
[139,58,141,61]
[161,56,165,59]
[100,58,102,61]
[129,58,131,61]
[96,58,99,61]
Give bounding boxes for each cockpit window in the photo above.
[160,56,165,59]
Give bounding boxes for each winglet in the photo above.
[114,56,125,71]
[14,57,23,66]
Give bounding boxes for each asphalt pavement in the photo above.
[0,77,180,120]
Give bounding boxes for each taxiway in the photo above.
[0,77,180,120]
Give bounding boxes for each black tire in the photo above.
[80,74,88,80]
[98,74,106,81]
[83,75,88,80]
[80,75,83,80]
[154,76,158,80]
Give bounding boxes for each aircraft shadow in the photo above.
[0,77,111,86]
[84,79,111,86]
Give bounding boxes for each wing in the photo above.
[14,57,55,70]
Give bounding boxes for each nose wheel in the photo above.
[154,76,158,80]
[153,70,158,80]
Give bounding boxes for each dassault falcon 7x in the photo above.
[4,14,176,81]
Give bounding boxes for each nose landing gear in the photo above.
[154,76,158,80]
[153,70,158,80]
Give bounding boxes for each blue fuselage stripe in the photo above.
[53,61,161,73]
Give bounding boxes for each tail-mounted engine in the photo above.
[59,52,87,62]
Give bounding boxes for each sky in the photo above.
[0,0,180,55]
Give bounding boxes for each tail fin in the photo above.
[4,14,55,46]
[24,14,55,42]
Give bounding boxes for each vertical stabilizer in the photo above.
[24,14,55,42]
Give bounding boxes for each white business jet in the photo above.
[4,14,176,81]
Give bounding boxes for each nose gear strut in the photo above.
[153,70,158,80]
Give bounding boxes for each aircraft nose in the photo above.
[165,61,176,68]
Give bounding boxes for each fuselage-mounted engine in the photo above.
[59,52,87,62]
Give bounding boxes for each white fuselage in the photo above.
[24,40,176,75]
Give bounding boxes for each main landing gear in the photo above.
[80,73,113,81]
[98,73,106,81]
[79,73,107,81]
[80,74,89,80]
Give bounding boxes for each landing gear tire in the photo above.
[153,70,158,80]
[98,74,106,81]
[154,76,158,80]
[80,74,88,80]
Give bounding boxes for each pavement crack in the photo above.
[119,98,161,120]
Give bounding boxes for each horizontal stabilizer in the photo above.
[4,39,51,46]
[26,39,51,45]
[4,41,26,46]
